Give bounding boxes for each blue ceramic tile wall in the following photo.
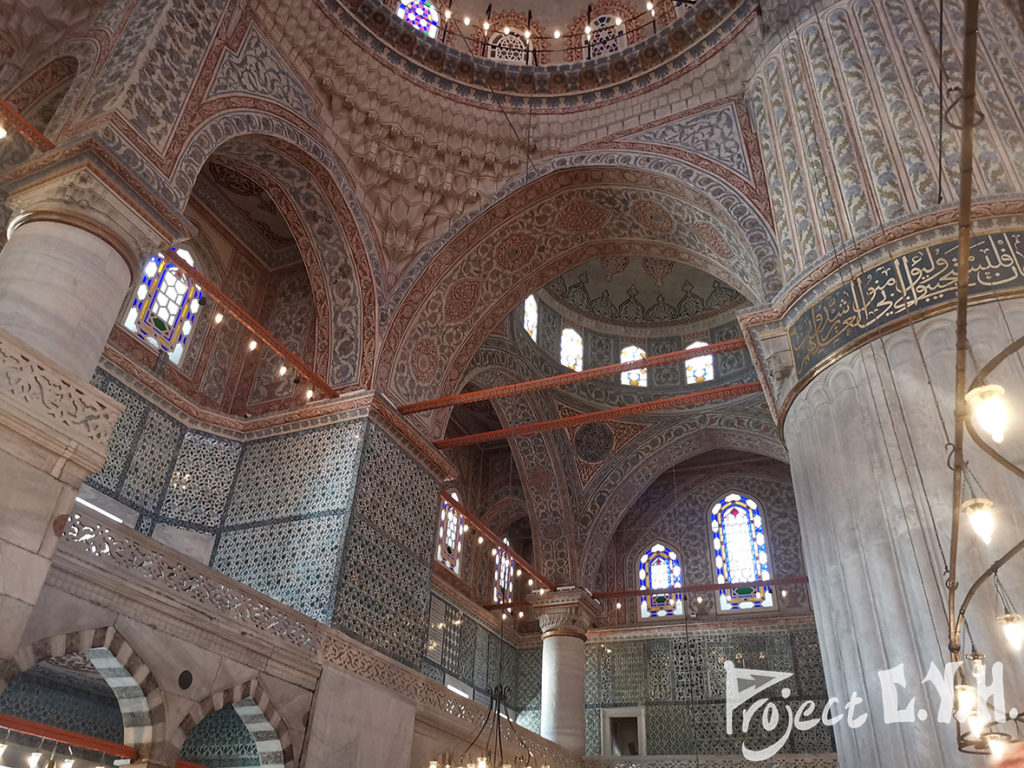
[180,705,259,768]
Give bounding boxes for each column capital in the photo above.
[529,588,601,640]
[5,164,180,274]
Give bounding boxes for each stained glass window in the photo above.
[588,14,624,58]
[123,248,201,365]
[620,345,647,386]
[494,537,514,603]
[436,492,464,575]
[524,294,538,342]
[638,543,683,618]
[397,0,439,38]
[561,327,583,371]
[711,492,773,611]
[685,340,714,384]
[489,31,528,62]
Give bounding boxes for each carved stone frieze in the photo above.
[0,326,123,477]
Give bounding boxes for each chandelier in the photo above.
[944,0,1024,757]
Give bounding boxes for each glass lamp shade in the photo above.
[968,712,987,739]
[987,733,1012,759]
[960,498,996,545]
[967,652,986,681]
[955,683,978,715]
[998,614,1024,651]
[965,384,1009,443]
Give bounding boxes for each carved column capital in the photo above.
[529,588,601,640]
[5,165,175,274]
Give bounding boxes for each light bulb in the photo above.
[0,124,7,140]
[538,588,545,595]
[968,712,987,739]
[650,8,656,16]
[968,652,986,681]
[248,339,257,351]
[278,365,287,377]
[961,497,996,544]
[477,759,488,768]
[527,578,534,586]
[61,760,75,768]
[306,388,314,400]
[523,28,531,38]
[516,568,522,576]
[696,595,703,604]
[518,611,524,618]
[955,683,978,715]
[477,536,484,544]
[615,16,622,24]
[491,548,497,556]
[584,24,591,33]
[646,1,654,9]
[29,753,42,768]
[214,312,224,324]
[553,29,560,38]
[998,613,1024,651]
[429,762,440,768]
[503,25,510,34]
[444,9,451,19]
[482,20,489,29]
[965,384,1009,443]
[988,733,1011,759]
[616,602,622,609]
[463,15,470,25]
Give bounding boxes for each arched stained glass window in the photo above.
[587,14,624,57]
[397,0,439,38]
[561,327,583,371]
[685,340,714,384]
[494,538,514,603]
[638,543,683,618]
[523,294,538,342]
[436,492,464,574]
[124,248,201,365]
[489,31,529,62]
[620,345,647,386]
[711,492,773,611]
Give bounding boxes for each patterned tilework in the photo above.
[0,664,123,743]
[582,626,833,755]
[332,422,439,668]
[180,704,260,768]
[163,432,242,528]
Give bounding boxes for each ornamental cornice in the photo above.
[0,327,124,479]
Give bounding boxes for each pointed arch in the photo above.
[710,490,774,611]
[5,626,164,756]
[172,678,292,768]
[636,540,683,618]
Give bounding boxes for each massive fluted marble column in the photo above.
[530,589,600,755]
[0,167,168,673]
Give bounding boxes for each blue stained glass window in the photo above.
[397,0,439,38]
[436,492,464,575]
[685,340,714,384]
[561,327,583,371]
[588,15,624,57]
[524,294,538,341]
[494,538,514,603]
[711,492,773,610]
[123,248,201,365]
[620,345,647,386]
[638,543,683,618]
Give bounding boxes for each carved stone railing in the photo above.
[0,327,123,475]
[60,510,316,649]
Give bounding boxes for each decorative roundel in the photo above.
[496,233,538,272]
[573,422,614,463]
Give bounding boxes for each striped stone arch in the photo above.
[5,626,163,755]
[173,678,292,768]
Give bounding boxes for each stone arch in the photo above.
[172,678,292,768]
[171,118,378,389]
[578,420,788,587]
[4,626,164,757]
[458,361,578,585]
[380,158,777,419]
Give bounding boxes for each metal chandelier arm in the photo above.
[953,537,1024,658]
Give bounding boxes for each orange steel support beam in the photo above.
[0,98,55,152]
[441,489,554,592]
[400,338,747,415]
[162,249,338,398]
[0,713,139,759]
[434,380,763,450]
